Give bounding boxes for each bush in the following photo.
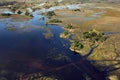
[48,19,62,23]
[66,24,73,29]
[74,9,80,11]
[83,29,107,42]
[71,40,84,50]
[60,31,70,39]
[17,10,22,14]
[25,11,33,17]
[46,11,56,16]
[1,13,12,16]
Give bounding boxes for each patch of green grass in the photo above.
[48,19,62,23]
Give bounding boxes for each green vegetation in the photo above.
[60,31,70,38]
[45,11,56,17]
[0,13,12,16]
[17,10,22,14]
[47,19,62,23]
[73,9,81,11]
[70,29,107,52]
[9,6,17,13]
[83,29,107,42]
[66,24,74,29]
[70,40,84,51]
[25,11,33,17]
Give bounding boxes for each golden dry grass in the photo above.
[52,4,120,65]
[0,14,32,21]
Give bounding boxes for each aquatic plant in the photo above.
[5,26,17,31]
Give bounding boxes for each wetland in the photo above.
[0,1,120,80]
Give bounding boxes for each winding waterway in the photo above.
[0,9,106,80]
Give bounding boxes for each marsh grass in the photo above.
[102,9,120,17]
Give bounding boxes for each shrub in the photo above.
[83,29,107,42]
[46,11,56,16]
[17,10,22,14]
[25,11,33,17]
[48,19,62,23]
[74,9,80,11]
[1,13,11,16]
[71,40,84,50]
[66,24,73,29]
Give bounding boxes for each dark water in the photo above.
[0,10,106,80]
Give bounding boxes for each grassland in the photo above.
[0,1,120,79]
[49,3,120,79]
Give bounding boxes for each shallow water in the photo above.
[0,9,85,79]
[0,9,106,80]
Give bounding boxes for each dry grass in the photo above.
[0,14,32,21]
[102,9,120,17]
[52,4,120,66]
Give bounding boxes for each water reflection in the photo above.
[0,9,79,80]
[0,9,106,80]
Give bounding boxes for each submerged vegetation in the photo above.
[5,26,17,31]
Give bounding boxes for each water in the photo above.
[0,9,106,80]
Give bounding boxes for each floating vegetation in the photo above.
[43,32,53,39]
[47,52,70,62]
[5,26,17,32]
